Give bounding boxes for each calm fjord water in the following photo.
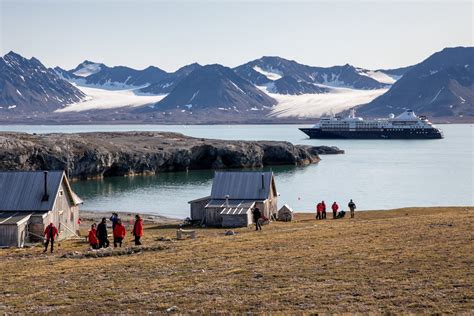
[2,124,473,218]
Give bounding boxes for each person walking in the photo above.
[43,222,59,253]
[110,212,119,231]
[321,201,327,219]
[348,199,357,218]
[132,215,143,245]
[332,202,339,219]
[252,207,262,231]
[97,217,109,248]
[316,202,322,220]
[88,223,99,249]
[113,219,126,248]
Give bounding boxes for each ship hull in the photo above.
[299,128,443,139]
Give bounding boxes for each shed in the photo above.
[0,212,32,247]
[0,170,83,247]
[277,204,294,222]
[189,171,278,227]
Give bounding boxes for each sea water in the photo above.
[1,124,472,218]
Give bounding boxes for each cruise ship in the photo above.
[299,110,443,139]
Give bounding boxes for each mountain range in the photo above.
[0,52,85,114]
[357,47,474,117]
[0,46,472,122]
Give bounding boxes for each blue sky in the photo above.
[1,0,472,71]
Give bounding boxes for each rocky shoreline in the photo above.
[0,131,343,179]
[79,210,180,225]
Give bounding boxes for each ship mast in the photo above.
[349,108,356,119]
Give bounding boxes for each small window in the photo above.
[70,211,74,222]
[59,190,64,196]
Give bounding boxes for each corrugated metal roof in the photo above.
[0,211,32,225]
[206,199,257,208]
[188,196,211,204]
[0,171,79,211]
[205,199,255,216]
[220,207,251,215]
[210,171,274,200]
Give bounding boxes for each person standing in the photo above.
[132,215,144,245]
[88,223,99,249]
[348,199,357,218]
[113,219,126,248]
[43,223,59,253]
[97,217,109,248]
[316,202,322,220]
[321,201,327,219]
[252,207,262,231]
[110,212,119,231]
[332,202,339,219]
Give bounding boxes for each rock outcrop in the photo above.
[0,132,343,179]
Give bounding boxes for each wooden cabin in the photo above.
[0,170,82,247]
[189,171,278,227]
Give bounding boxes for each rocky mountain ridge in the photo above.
[1,47,472,121]
[0,51,85,114]
[358,47,474,117]
[0,132,344,179]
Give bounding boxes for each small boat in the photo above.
[299,109,443,139]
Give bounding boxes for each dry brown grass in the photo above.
[1,207,473,314]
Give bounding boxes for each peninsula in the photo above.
[0,132,343,179]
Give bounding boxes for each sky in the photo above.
[0,0,472,72]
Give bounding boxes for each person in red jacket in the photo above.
[332,201,339,219]
[132,215,143,245]
[43,223,59,253]
[316,202,322,220]
[88,223,99,249]
[113,219,126,247]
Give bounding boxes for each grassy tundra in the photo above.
[1,207,473,314]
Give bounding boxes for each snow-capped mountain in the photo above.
[139,64,276,114]
[269,76,328,95]
[0,51,85,113]
[357,47,473,117]
[73,63,168,88]
[71,60,104,77]
[234,56,390,93]
[138,63,202,95]
[3,48,470,122]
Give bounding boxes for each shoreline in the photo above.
[80,205,474,225]
[0,121,473,127]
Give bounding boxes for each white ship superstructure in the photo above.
[300,110,444,139]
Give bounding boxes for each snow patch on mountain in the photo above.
[73,62,102,77]
[253,66,282,80]
[261,86,388,118]
[57,85,166,112]
[356,69,400,84]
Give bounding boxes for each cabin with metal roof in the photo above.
[0,170,83,247]
[188,171,278,227]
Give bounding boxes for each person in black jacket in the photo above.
[253,207,262,231]
[348,199,356,218]
[96,217,109,248]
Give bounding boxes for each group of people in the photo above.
[41,213,145,253]
[41,200,359,253]
[250,199,358,232]
[316,199,357,220]
[87,213,144,249]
